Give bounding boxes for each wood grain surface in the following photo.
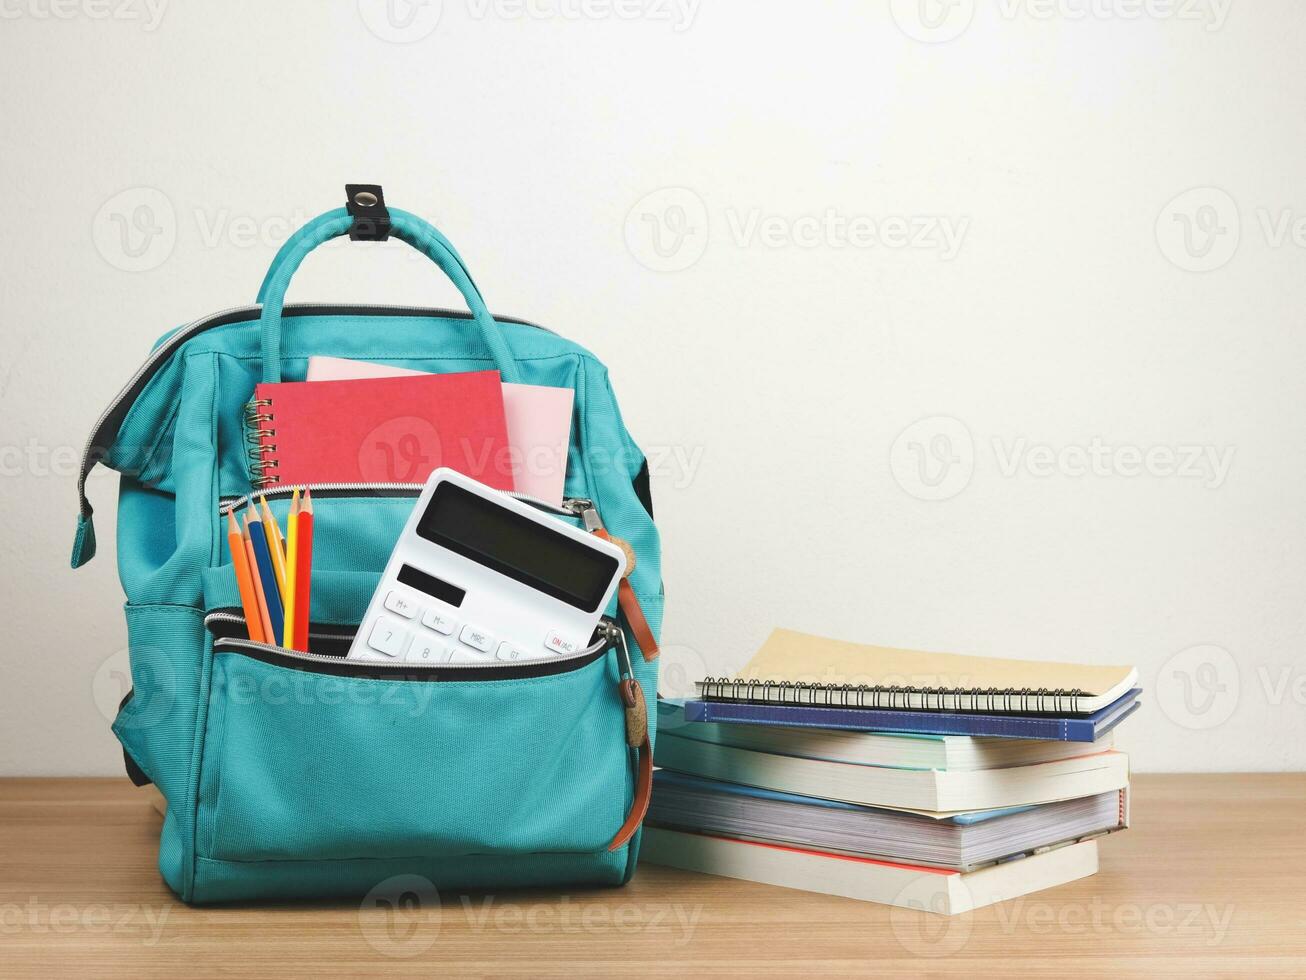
[1,774,1303,978]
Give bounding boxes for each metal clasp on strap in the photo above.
[345,183,390,241]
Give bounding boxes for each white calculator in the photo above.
[348,467,627,665]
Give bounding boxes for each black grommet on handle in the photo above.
[345,183,390,241]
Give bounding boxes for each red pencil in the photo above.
[293,489,314,651]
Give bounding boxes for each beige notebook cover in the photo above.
[708,629,1137,713]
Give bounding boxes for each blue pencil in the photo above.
[247,509,285,643]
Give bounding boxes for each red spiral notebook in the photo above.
[244,370,514,490]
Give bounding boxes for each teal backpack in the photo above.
[72,191,664,904]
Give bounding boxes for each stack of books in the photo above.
[642,629,1139,915]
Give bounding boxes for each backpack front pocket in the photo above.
[197,625,632,864]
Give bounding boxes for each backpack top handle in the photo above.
[255,196,523,385]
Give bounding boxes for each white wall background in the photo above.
[1,0,1302,775]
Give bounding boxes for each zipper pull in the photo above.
[603,619,633,680]
[564,497,604,532]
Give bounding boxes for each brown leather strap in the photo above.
[591,529,659,662]
[617,579,659,662]
[607,678,653,852]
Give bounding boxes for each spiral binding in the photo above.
[696,678,1090,714]
[243,398,279,490]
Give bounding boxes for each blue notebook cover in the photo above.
[679,688,1141,742]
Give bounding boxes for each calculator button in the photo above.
[383,591,418,619]
[367,618,410,658]
[545,631,579,655]
[406,638,450,664]
[421,609,457,635]
[496,642,531,662]
[459,625,495,652]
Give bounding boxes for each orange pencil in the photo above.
[244,512,276,644]
[292,489,314,652]
[226,510,264,644]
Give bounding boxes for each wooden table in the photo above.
[1,774,1303,977]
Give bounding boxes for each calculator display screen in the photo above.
[416,482,620,612]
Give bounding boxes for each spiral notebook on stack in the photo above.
[686,629,1140,742]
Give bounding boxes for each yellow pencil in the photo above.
[282,490,300,648]
[258,495,289,599]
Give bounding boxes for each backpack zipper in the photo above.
[77,303,552,523]
[205,610,620,680]
[217,482,591,520]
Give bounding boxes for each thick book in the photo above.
[652,733,1130,812]
[657,701,1118,767]
[680,689,1141,742]
[244,371,513,490]
[647,770,1128,871]
[698,628,1138,715]
[640,829,1100,915]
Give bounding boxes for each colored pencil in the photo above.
[293,489,314,652]
[247,508,285,643]
[227,510,264,644]
[259,495,289,600]
[244,514,275,644]
[282,490,300,648]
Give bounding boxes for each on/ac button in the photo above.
[545,631,578,655]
